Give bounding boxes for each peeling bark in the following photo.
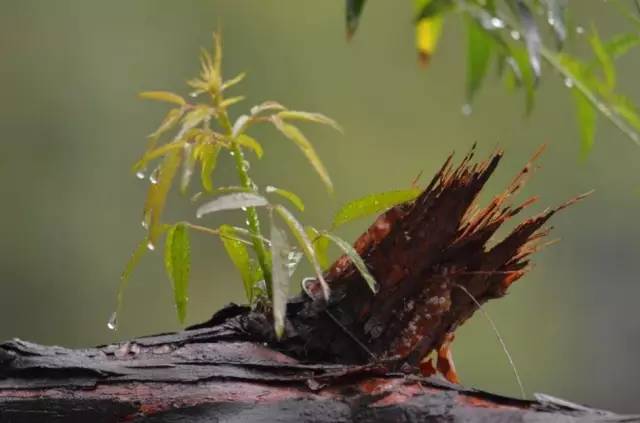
[2,148,627,422]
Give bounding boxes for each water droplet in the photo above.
[241,207,248,211]
[149,167,160,185]
[510,30,521,40]
[135,171,146,180]
[461,103,473,116]
[189,92,198,98]
[265,185,276,193]
[547,17,555,26]
[242,160,251,171]
[575,26,584,35]
[147,242,155,251]
[230,151,235,157]
[245,220,251,226]
[490,17,504,29]
[141,219,149,229]
[107,312,118,331]
[564,78,574,88]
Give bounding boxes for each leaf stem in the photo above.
[215,95,273,297]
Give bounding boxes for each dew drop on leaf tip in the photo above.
[147,242,156,251]
[136,171,146,180]
[564,78,574,88]
[461,104,473,116]
[510,31,521,40]
[575,26,584,35]
[107,312,118,331]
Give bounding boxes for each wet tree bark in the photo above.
[1,148,631,422]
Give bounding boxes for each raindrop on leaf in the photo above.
[147,242,156,251]
[461,103,473,116]
[490,17,505,29]
[107,312,118,331]
[575,26,584,35]
[149,167,160,185]
[510,30,521,40]
[136,171,146,180]
[564,78,574,88]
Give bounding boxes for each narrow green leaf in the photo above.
[321,232,378,294]
[114,239,149,329]
[332,188,421,228]
[196,192,269,218]
[415,0,454,20]
[604,33,640,60]
[133,140,185,173]
[235,134,264,158]
[148,108,185,141]
[164,223,191,324]
[222,72,246,91]
[572,88,597,157]
[277,111,343,133]
[269,214,290,339]
[611,93,640,131]
[271,116,333,193]
[139,91,186,106]
[199,143,221,192]
[180,144,196,194]
[590,28,616,91]
[250,101,286,116]
[143,148,182,246]
[219,224,255,302]
[273,205,330,300]
[181,106,213,132]
[346,0,368,38]
[466,16,493,102]
[545,0,567,48]
[508,44,536,114]
[220,96,245,109]
[305,226,330,270]
[511,0,542,79]
[266,186,305,211]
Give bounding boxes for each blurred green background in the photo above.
[1,0,639,413]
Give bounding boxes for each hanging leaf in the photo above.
[180,144,196,194]
[235,134,264,158]
[270,214,291,339]
[545,0,568,49]
[572,88,597,157]
[346,0,368,39]
[181,106,213,132]
[219,224,255,302]
[508,43,537,114]
[277,111,343,133]
[114,239,149,328]
[332,188,421,228]
[305,226,331,270]
[143,148,182,246]
[416,15,444,66]
[199,143,221,192]
[321,231,378,294]
[466,16,494,102]
[164,223,191,324]
[512,0,542,80]
[271,116,333,193]
[139,91,186,106]
[133,140,185,173]
[266,186,305,211]
[273,205,330,300]
[196,192,269,218]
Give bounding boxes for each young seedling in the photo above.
[111,34,386,338]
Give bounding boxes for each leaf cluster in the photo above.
[346,0,640,153]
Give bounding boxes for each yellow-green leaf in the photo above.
[143,148,182,246]
[235,134,263,158]
[222,73,246,91]
[164,223,191,324]
[219,224,255,302]
[271,116,333,193]
[133,140,185,173]
[196,192,269,218]
[332,188,421,228]
[220,96,245,109]
[266,186,304,211]
[148,108,185,141]
[306,226,330,270]
[139,91,186,106]
[590,28,615,91]
[321,231,378,294]
[199,143,221,192]
[181,106,213,132]
[273,205,330,300]
[113,239,149,330]
[416,15,444,66]
[346,0,368,39]
[572,88,597,157]
[277,111,343,133]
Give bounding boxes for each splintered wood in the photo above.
[298,146,588,379]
